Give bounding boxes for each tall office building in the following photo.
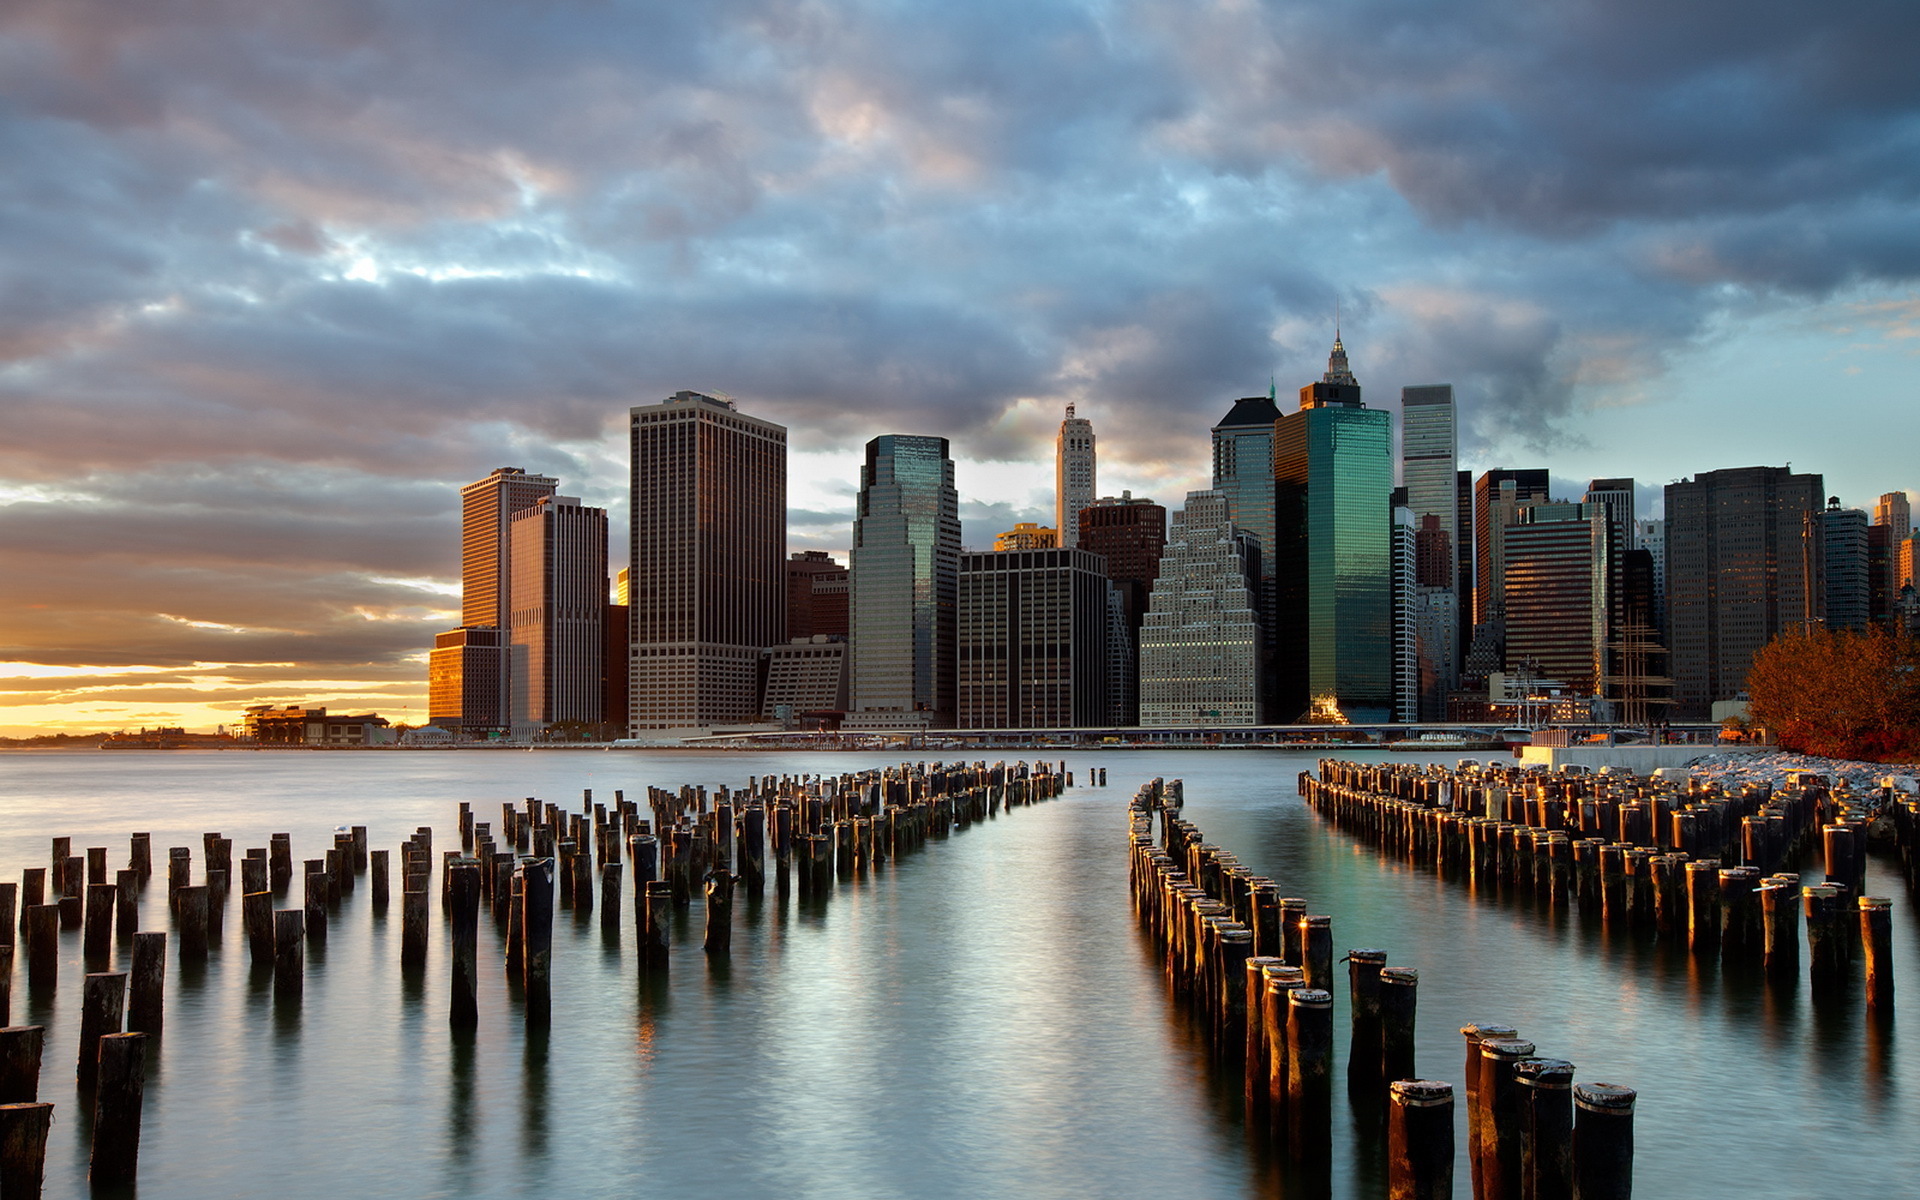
[1390,506,1419,722]
[1876,492,1911,541]
[508,495,608,729]
[429,627,504,733]
[786,551,850,640]
[1634,518,1666,637]
[628,391,787,731]
[957,547,1110,728]
[1081,491,1168,726]
[1401,385,1459,591]
[851,435,961,727]
[1665,466,1823,719]
[1272,335,1393,722]
[1503,502,1611,696]
[1822,501,1870,633]
[1473,469,1551,628]
[1212,391,1282,701]
[1055,405,1096,549]
[1139,491,1262,726]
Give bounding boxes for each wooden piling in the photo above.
[0,1026,44,1103]
[25,906,58,989]
[245,891,273,965]
[129,833,152,878]
[0,1101,54,1197]
[1379,966,1419,1090]
[601,861,623,937]
[1387,1080,1453,1200]
[1461,1021,1517,1198]
[1860,896,1895,1011]
[1479,1036,1536,1200]
[0,946,9,1028]
[77,972,128,1087]
[17,870,43,939]
[1346,947,1388,1102]
[129,932,165,1035]
[84,883,115,960]
[273,910,303,995]
[704,871,734,956]
[1516,1056,1575,1200]
[402,883,428,969]
[1572,1082,1635,1200]
[370,848,390,912]
[114,869,138,945]
[521,858,554,1027]
[269,834,292,893]
[448,862,480,1029]
[1285,987,1334,1153]
[0,883,12,952]
[89,1031,148,1186]
[1803,884,1846,990]
[1300,914,1333,993]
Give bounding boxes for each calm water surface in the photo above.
[1,748,1914,1198]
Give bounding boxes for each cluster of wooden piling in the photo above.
[2,831,170,1192]
[1128,776,1635,1198]
[1303,760,1896,1004]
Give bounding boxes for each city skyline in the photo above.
[3,1,1918,734]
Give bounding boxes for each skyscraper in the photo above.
[628,391,786,731]
[432,465,559,733]
[958,547,1110,728]
[1272,335,1393,722]
[786,551,850,640]
[1401,385,1458,591]
[851,435,961,727]
[1390,506,1419,722]
[1472,469,1550,628]
[1139,491,1262,726]
[1665,465,1823,719]
[1822,501,1870,633]
[1211,392,1282,697]
[1080,491,1168,726]
[508,494,608,729]
[1503,501,1611,697]
[1875,491,1911,541]
[1055,405,1096,549]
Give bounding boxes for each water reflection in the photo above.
[522,1028,550,1164]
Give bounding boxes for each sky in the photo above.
[2,0,1917,735]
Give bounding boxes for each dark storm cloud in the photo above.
[1,0,1915,722]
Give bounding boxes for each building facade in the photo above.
[762,636,849,720]
[508,494,607,729]
[1211,392,1282,702]
[1272,337,1393,723]
[628,391,787,731]
[428,627,504,734]
[1503,502,1611,697]
[1080,491,1168,726]
[851,435,961,727]
[1473,469,1551,629]
[1822,502,1870,633]
[994,523,1059,551]
[1138,491,1262,726]
[957,547,1110,728]
[1664,465,1824,719]
[1401,385,1459,592]
[1055,405,1096,549]
[786,551,850,640]
[436,466,559,730]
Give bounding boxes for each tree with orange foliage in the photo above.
[1745,627,1920,761]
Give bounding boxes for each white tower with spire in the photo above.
[1055,404,1096,549]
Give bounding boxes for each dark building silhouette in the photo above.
[1080,492,1167,726]
[958,547,1110,729]
[786,551,850,640]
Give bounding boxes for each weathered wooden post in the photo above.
[166,847,190,914]
[1572,1082,1635,1199]
[1461,1021,1517,1197]
[128,932,165,1035]
[269,834,292,893]
[0,946,9,1029]
[741,807,767,899]
[642,880,672,974]
[1479,1036,1536,1199]
[522,858,554,1028]
[1347,947,1388,1105]
[129,833,152,878]
[17,871,44,939]
[77,972,128,1088]
[1286,987,1334,1154]
[59,856,83,930]
[24,906,58,990]
[1387,1080,1453,1200]
[370,848,390,912]
[0,1026,43,1102]
[1516,1056,1575,1200]
[1860,896,1895,1011]
[1379,966,1419,1089]
[303,867,328,947]
[704,871,734,956]
[351,826,369,872]
[273,911,303,995]
[1684,860,1720,954]
[114,869,139,946]
[245,891,273,965]
[449,861,480,1030]
[83,882,115,961]
[1279,897,1307,966]
[89,1031,148,1185]
[50,839,70,900]
[1803,884,1846,991]
[600,861,623,938]
[0,1101,55,1196]
[0,883,13,953]
[402,882,429,969]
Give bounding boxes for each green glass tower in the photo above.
[851,435,961,727]
[1273,334,1393,722]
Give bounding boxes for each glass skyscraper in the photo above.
[851,435,961,726]
[1273,336,1393,722]
[1211,392,1281,707]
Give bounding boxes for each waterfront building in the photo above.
[761,636,849,721]
[1272,335,1393,723]
[1473,469,1550,629]
[786,551,850,640]
[957,547,1110,728]
[1080,491,1168,725]
[1503,502,1611,697]
[1822,501,1871,633]
[1390,506,1419,723]
[1401,385,1459,592]
[508,494,608,730]
[242,705,393,746]
[1664,465,1823,719]
[851,435,961,727]
[1139,490,1262,726]
[628,390,787,731]
[994,523,1059,551]
[437,466,559,730]
[428,627,504,735]
[1055,405,1096,549]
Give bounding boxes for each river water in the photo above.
[1,748,1914,1198]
